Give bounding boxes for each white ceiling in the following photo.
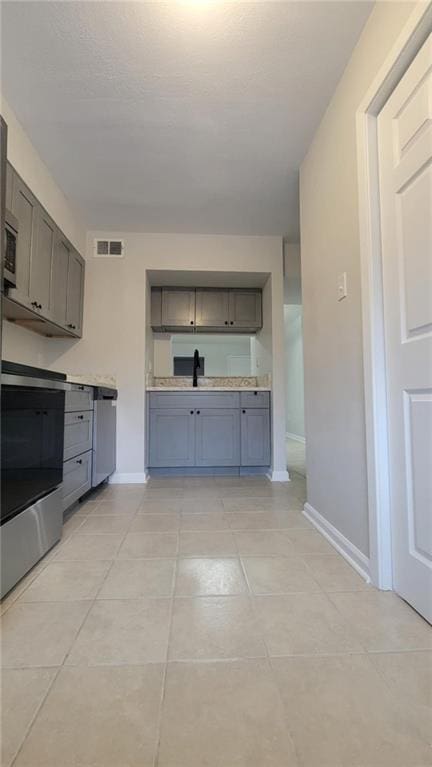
[1,1,372,237]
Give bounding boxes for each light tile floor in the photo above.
[286,436,306,476]
[1,475,431,767]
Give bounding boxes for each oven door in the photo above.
[1,386,65,525]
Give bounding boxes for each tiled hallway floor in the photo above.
[1,475,431,766]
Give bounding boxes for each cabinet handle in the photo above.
[242,409,246,414]
[224,321,228,325]
[190,410,194,415]
[196,410,200,415]
[68,323,77,330]
[38,303,42,309]
[77,415,84,420]
[190,320,194,325]
[76,459,82,464]
[230,321,234,325]
[77,385,84,390]
[31,301,38,308]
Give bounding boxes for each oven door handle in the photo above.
[1,374,74,391]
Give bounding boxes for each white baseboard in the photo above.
[286,432,306,444]
[303,502,371,583]
[109,472,148,484]
[268,470,290,482]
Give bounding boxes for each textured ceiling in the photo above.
[1,1,372,236]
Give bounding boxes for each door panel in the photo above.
[11,175,37,304]
[31,207,54,314]
[66,250,84,336]
[161,288,195,329]
[241,408,270,466]
[228,290,262,329]
[195,289,230,328]
[51,231,70,327]
[378,33,432,621]
[195,409,240,466]
[149,408,195,467]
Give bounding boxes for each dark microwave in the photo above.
[4,208,18,288]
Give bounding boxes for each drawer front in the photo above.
[64,411,93,461]
[149,392,240,410]
[62,450,92,512]
[65,386,93,413]
[240,391,270,409]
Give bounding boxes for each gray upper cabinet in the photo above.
[241,408,271,466]
[66,249,85,336]
[195,408,240,466]
[229,289,262,330]
[151,286,263,333]
[161,288,196,330]
[4,163,85,339]
[195,289,230,329]
[50,230,70,327]
[31,207,55,315]
[149,408,195,467]
[10,173,37,307]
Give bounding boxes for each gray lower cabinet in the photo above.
[149,408,195,467]
[148,391,270,469]
[241,408,271,466]
[63,385,94,512]
[62,450,93,512]
[64,411,94,462]
[195,408,240,466]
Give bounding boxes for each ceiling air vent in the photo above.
[94,239,124,257]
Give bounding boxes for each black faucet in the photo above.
[192,349,201,388]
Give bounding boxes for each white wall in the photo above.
[284,305,304,440]
[40,234,286,480]
[1,95,87,364]
[299,1,416,557]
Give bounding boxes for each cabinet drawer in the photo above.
[240,391,270,409]
[65,385,93,412]
[64,411,93,461]
[62,450,92,512]
[149,392,240,410]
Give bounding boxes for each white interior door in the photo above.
[378,33,432,622]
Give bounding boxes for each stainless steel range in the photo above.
[1,361,70,597]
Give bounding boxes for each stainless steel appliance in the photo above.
[4,208,18,288]
[92,386,117,487]
[1,361,70,597]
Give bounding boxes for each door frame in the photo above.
[356,2,432,589]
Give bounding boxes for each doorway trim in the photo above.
[356,2,432,589]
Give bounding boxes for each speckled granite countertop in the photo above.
[65,373,117,388]
[147,375,271,392]
[147,386,271,392]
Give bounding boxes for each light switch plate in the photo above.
[337,272,348,301]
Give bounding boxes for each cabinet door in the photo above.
[241,408,270,466]
[50,230,70,327]
[31,207,54,315]
[5,162,13,211]
[229,289,262,329]
[195,289,230,329]
[195,408,240,466]
[66,249,85,336]
[11,175,37,305]
[151,287,162,329]
[161,288,195,329]
[64,411,94,461]
[149,408,195,467]
[62,450,92,512]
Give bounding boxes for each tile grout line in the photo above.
[152,529,180,767]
